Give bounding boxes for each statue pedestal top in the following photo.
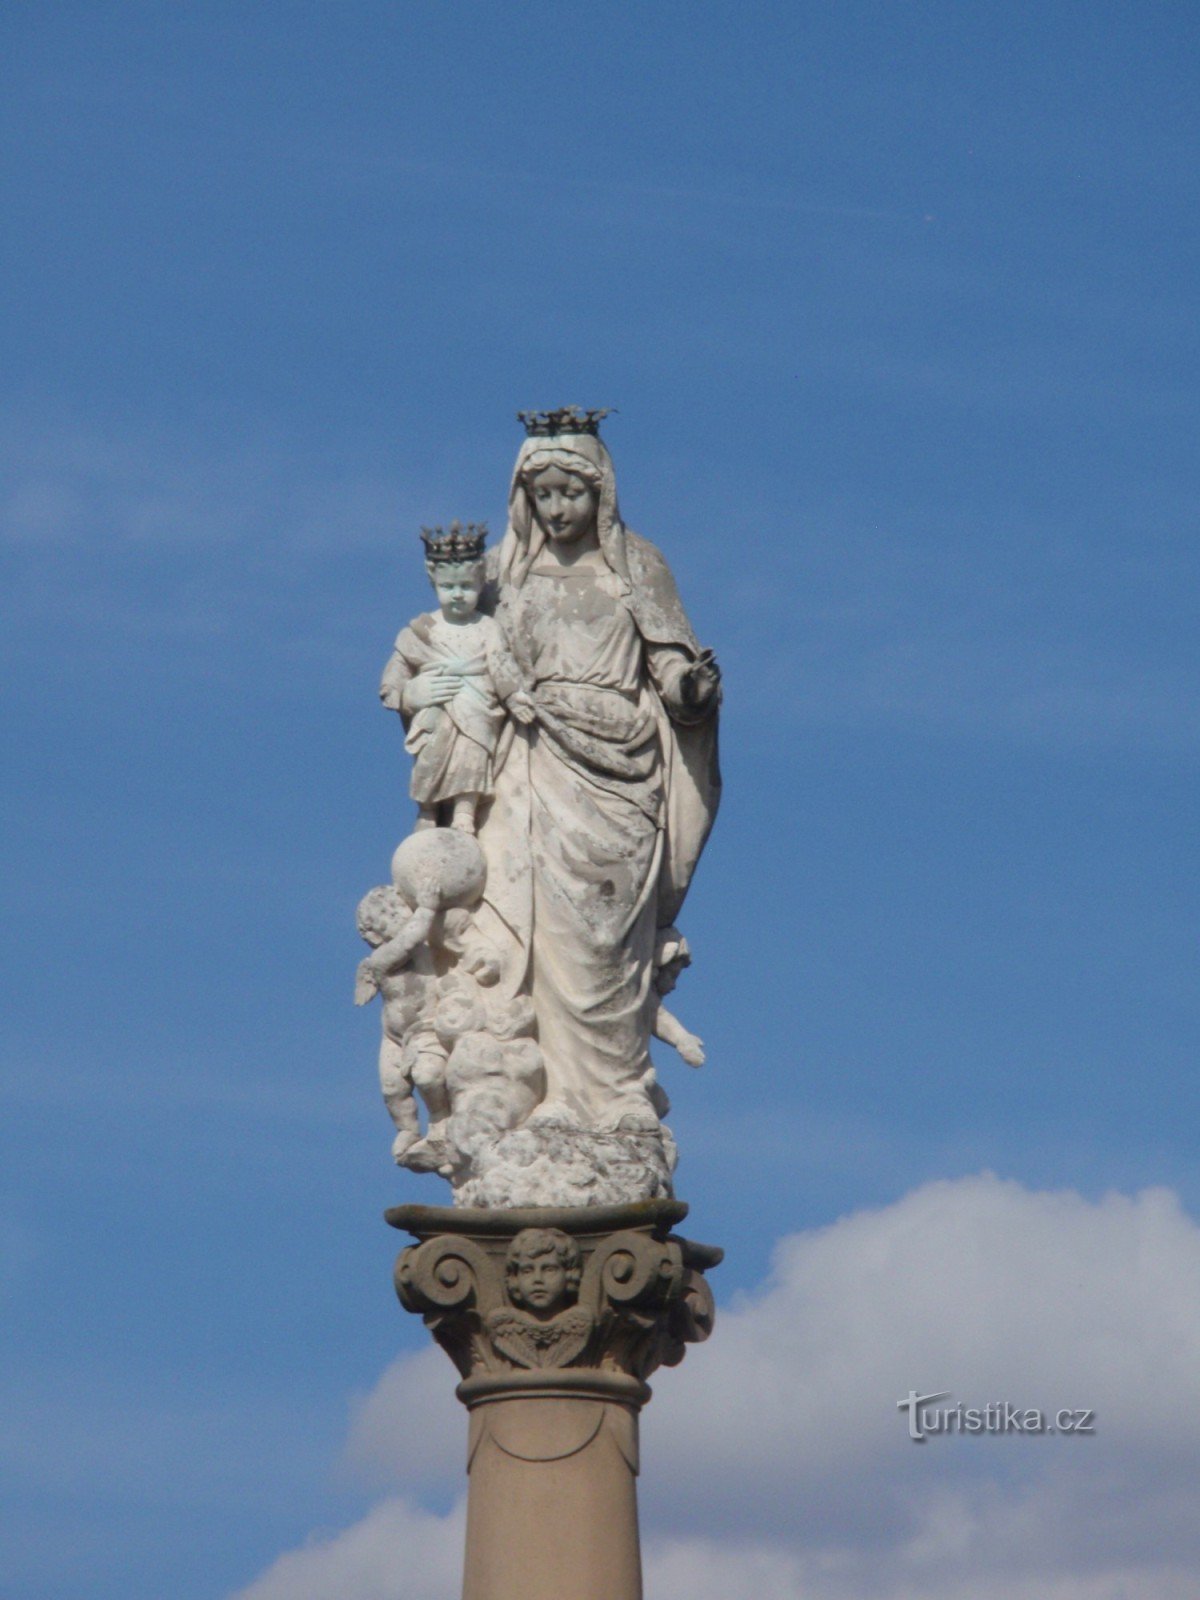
[387,1195,693,1239]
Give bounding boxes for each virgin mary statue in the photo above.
[474,410,721,1139]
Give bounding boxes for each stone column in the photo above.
[387,1198,721,1600]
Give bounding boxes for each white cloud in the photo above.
[231,1497,465,1600]
[230,1175,1200,1599]
[342,1345,465,1496]
[651,1174,1200,1493]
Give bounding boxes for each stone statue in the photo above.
[374,416,725,1597]
[354,881,441,1162]
[364,408,721,1207]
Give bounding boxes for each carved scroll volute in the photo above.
[659,1267,716,1368]
[583,1230,684,1313]
[394,1235,500,1378]
[577,1230,687,1381]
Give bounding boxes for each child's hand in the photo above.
[508,689,537,725]
[354,958,380,1005]
[405,666,461,712]
[677,1031,706,1068]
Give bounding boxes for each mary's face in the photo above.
[527,465,598,545]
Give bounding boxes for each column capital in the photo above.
[388,1198,721,1401]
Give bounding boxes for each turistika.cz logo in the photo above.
[897,1391,1096,1442]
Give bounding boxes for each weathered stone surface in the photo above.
[359,414,721,1208]
[449,1114,677,1209]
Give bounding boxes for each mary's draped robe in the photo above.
[474,430,719,1132]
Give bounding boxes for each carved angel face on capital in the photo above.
[526,465,598,545]
[505,1228,581,1318]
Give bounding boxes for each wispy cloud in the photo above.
[0,411,403,553]
[715,500,1200,751]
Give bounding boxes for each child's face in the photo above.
[512,1250,568,1313]
[430,562,483,622]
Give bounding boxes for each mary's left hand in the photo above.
[681,649,721,711]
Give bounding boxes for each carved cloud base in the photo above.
[450,1118,677,1209]
[387,1198,720,1600]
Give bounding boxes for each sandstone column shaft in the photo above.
[388,1199,719,1600]
[462,1390,642,1600]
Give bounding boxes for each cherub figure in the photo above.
[355,855,501,1165]
[354,884,441,1162]
[652,926,706,1068]
[379,522,535,834]
[484,1228,594,1369]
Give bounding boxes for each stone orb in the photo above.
[391,829,486,911]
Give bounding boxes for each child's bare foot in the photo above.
[403,1134,450,1173]
[391,1128,419,1162]
[450,795,477,833]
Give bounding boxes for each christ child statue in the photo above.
[380,523,534,833]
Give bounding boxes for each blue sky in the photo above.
[2,6,1198,1598]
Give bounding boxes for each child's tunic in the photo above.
[380,612,518,803]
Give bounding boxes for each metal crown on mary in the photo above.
[517,405,614,437]
[419,520,489,564]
